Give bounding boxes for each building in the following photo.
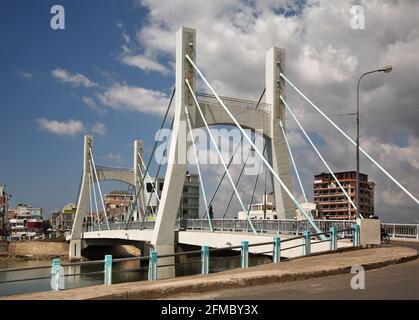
[60,203,77,230]
[313,171,375,220]
[143,171,200,219]
[104,190,133,222]
[295,202,321,220]
[238,193,277,220]
[0,186,7,237]
[8,204,43,240]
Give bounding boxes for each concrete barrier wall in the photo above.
[8,241,69,258]
[0,241,8,255]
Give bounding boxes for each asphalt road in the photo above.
[183,241,419,300]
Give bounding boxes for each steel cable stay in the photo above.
[244,142,267,221]
[125,87,176,228]
[137,162,157,220]
[222,130,264,219]
[204,88,266,219]
[185,54,325,239]
[279,120,308,204]
[184,105,214,232]
[89,149,110,230]
[280,95,358,217]
[88,171,94,231]
[138,152,161,203]
[280,73,419,206]
[88,160,101,231]
[185,79,258,235]
[140,116,175,228]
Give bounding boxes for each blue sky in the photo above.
[0,0,173,214]
[1,0,419,223]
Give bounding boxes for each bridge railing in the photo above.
[382,223,419,239]
[84,219,417,241]
[0,227,357,294]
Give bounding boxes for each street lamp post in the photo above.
[356,65,392,220]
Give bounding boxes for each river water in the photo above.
[0,254,271,297]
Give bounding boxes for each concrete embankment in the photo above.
[5,241,69,259]
[3,246,417,300]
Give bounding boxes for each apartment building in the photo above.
[313,171,375,220]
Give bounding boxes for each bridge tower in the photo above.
[69,136,144,260]
[151,26,293,277]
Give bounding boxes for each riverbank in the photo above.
[3,245,417,300]
[0,240,69,260]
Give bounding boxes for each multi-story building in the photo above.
[8,204,43,240]
[143,171,200,219]
[313,171,375,220]
[238,193,277,220]
[61,203,77,230]
[104,190,133,222]
[0,186,7,237]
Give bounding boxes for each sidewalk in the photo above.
[2,246,417,300]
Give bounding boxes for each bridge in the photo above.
[68,27,419,279]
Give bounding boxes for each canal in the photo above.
[0,253,271,297]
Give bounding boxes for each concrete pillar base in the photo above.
[155,244,175,280]
[69,239,82,261]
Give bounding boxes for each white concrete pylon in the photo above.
[69,135,146,260]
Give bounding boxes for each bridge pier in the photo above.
[69,239,82,261]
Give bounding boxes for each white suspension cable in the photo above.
[280,96,358,217]
[280,72,419,206]
[279,120,308,204]
[88,171,94,232]
[185,55,324,238]
[185,105,214,232]
[137,153,161,203]
[88,161,101,231]
[185,79,258,235]
[89,149,110,230]
[136,174,147,221]
[137,163,157,221]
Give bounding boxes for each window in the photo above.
[146,183,154,192]
[159,183,164,191]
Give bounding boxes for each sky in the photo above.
[1,0,419,223]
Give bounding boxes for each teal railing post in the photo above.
[201,245,209,275]
[241,240,249,268]
[51,258,61,291]
[273,236,281,263]
[303,231,311,256]
[104,255,112,286]
[352,224,360,246]
[330,227,337,251]
[148,250,158,281]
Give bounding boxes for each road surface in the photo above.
[177,241,419,300]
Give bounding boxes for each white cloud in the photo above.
[36,118,85,136]
[92,123,106,136]
[16,68,33,79]
[120,54,169,75]
[102,153,123,163]
[82,96,96,108]
[51,68,98,88]
[122,0,419,222]
[97,84,169,115]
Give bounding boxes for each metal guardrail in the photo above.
[86,219,418,240]
[86,219,355,235]
[0,227,357,291]
[382,223,419,239]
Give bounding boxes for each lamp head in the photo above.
[379,65,392,73]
